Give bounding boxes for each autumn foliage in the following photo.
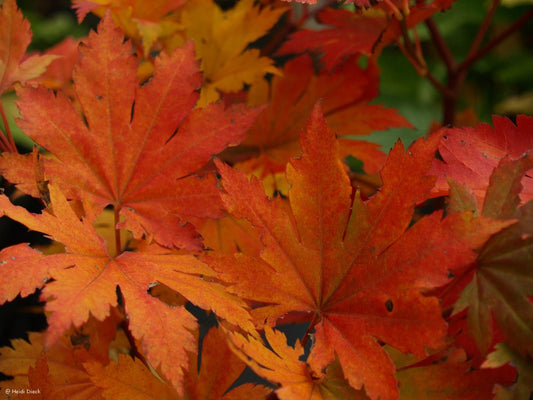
[0,0,532,399]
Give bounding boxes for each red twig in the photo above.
[402,1,533,126]
[425,17,455,71]
[461,5,533,73]
[114,206,122,256]
[0,101,18,153]
[463,0,501,67]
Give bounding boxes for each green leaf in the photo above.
[455,201,533,356]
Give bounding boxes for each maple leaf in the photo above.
[72,0,186,23]
[277,8,388,70]
[207,103,508,400]
[278,2,455,70]
[0,243,55,304]
[0,184,254,394]
[224,54,411,193]
[178,0,286,106]
[430,115,533,210]
[453,199,533,357]
[84,354,178,400]
[429,117,533,358]
[394,347,516,399]
[83,326,271,399]
[194,215,263,256]
[184,326,271,399]
[229,326,365,400]
[0,315,120,399]
[0,0,57,94]
[0,14,261,250]
[72,0,186,56]
[483,343,533,399]
[34,37,79,92]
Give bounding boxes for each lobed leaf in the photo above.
[2,13,261,250]
[211,103,507,400]
[0,0,57,94]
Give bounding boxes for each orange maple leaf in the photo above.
[0,184,254,394]
[208,103,508,400]
[229,326,366,400]
[0,0,57,94]
[83,326,271,399]
[0,314,120,399]
[0,14,261,250]
[84,354,178,400]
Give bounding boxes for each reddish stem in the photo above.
[0,101,18,153]
[114,206,122,256]
[463,0,501,66]
[440,0,501,126]
[460,5,533,73]
[425,17,455,71]
[406,1,533,126]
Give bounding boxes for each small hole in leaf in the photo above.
[385,300,393,312]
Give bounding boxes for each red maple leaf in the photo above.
[278,1,456,70]
[429,126,533,360]
[0,13,261,250]
[229,54,410,182]
[430,115,533,210]
[277,8,388,70]
[207,103,507,400]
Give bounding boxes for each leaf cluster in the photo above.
[0,0,533,399]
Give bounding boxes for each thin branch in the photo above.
[426,72,455,99]
[399,17,416,61]
[461,5,533,73]
[462,0,501,71]
[114,206,122,256]
[0,101,18,153]
[0,129,12,152]
[425,17,455,71]
[395,38,454,98]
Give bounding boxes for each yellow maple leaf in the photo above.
[178,0,286,106]
[72,0,186,56]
